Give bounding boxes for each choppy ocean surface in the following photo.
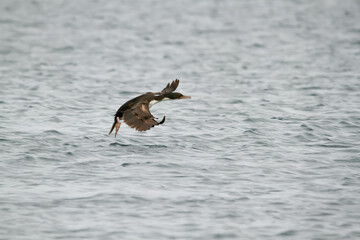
[1,0,360,239]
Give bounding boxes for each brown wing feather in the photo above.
[123,101,165,132]
[160,79,179,94]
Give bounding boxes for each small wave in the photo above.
[316,144,351,149]
[43,130,63,135]
[278,230,296,236]
[301,124,313,131]
[230,99,244,104]
[52,46,74,53]
[340,121,358,128]
[244,128,261,135]
[144,144,167,148]
[49,116,62,123]
[271,116,284,120]
[109,142,131,147]
[121,161,152,167]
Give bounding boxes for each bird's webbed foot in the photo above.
[115,117,121,137]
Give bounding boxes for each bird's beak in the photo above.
[180,95,191,99]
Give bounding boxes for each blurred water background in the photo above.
[1,0,360,239]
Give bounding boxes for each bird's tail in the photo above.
[109,120,116,135]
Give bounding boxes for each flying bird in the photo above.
[109,79,191,137]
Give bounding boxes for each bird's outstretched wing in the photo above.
[123,101,165,131]
[160,79,179,94]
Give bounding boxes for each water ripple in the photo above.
[1,0,360,239]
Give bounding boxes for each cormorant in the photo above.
[109,79,191,137]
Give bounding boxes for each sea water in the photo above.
[1,0,360,239]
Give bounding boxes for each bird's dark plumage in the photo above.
[109,79,190,137]
[160,79,179,94]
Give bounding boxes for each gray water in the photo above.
[1,0,360,239]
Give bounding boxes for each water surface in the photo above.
[1,0,360,239]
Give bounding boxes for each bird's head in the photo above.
[166,92,191,100]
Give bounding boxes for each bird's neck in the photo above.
[150,95,170,108]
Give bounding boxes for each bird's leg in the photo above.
[114,117,121,138]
